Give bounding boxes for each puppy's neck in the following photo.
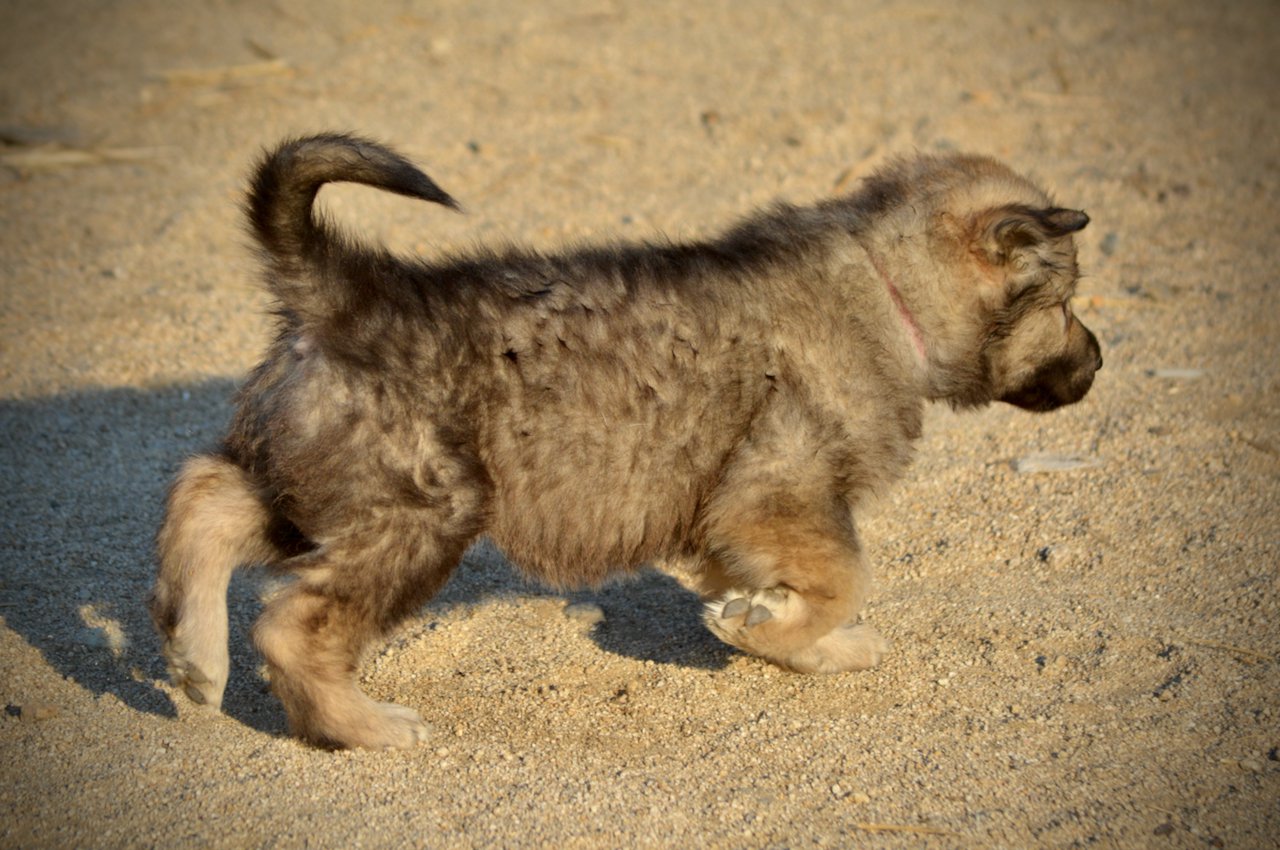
[864,246,928,367]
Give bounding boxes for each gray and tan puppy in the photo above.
[150,134,1101,749]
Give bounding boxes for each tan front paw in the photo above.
[706,585,888,673]
[704,587,803,647]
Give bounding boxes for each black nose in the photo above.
[1085,327,1102,371]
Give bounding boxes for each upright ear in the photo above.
[973,205,1089,266]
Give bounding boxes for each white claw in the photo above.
[183,665,211,685]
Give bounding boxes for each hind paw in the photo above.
[297,697,433,750]
[161,637,228,710]
[360,702,433,750]
[782,623,890,674]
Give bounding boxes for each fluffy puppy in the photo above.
[150,134,1101,748]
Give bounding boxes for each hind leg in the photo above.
[700,505,888,674]
[150,455,284,709]
[253,503,477,750]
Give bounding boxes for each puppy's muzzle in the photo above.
[1000,325,1102,412]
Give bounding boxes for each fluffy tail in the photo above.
[245,132,459,323]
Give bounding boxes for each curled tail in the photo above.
[246,132,459,322]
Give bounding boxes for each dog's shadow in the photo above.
[437,539,731,669]
[0,381,730,737]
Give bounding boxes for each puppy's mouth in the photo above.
[1000,330,1103,412]
[1000,373,1093,412]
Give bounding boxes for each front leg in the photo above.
[697,509,888,673]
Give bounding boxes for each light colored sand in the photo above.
[1,1,1277,847]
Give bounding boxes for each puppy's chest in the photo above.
[790,369,925,495]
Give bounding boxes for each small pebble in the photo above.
[1038,655,1069,676]
[1099,231,1119,257]
[1239,758,1263,774]
[563,602,605,626]
[19,701,59,722]
[1147,368,1204,380]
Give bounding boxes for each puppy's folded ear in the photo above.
[1038,207,1089,236]
[971,204,1089,268]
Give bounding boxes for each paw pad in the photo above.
[708,587,789,633]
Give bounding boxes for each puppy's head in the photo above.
[856,154,1102,412]
[968,204,1102,412]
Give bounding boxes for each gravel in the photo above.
[1,1,1277,848]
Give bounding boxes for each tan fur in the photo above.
[150,135,1101,748]
[150,456,280,708]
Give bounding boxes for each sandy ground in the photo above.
[1,1,1278,847]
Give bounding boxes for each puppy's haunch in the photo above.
[150,134,1101,749]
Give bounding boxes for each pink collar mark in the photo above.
[865,247,928,365]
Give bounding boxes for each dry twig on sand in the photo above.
[1185,639,1274,664]
[853,822,956,836]
[0,144,170,171]
[158,58,291,86]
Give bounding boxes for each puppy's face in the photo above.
[971,205,1103,412]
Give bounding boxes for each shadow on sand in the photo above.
[0,380,729,738]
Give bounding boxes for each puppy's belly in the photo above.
[483,440,707,586]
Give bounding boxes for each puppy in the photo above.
[150,134,1101,748]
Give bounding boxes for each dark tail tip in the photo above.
[245,132,461,318]
[247,133,460,250]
